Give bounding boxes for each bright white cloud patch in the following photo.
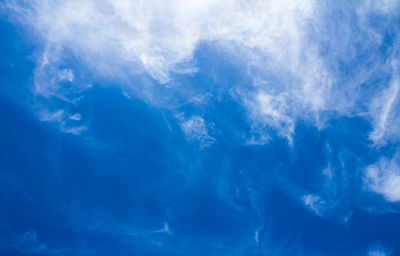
[369,61,400,144]
[177,114,215,147]
[68,113,82,121]
[245,91,295,143]
[368,250,387,256]
[5,0,324,134]
[364,156,400,202]
[303,194,326,216]
[7,0,316,85]
[4,0,400,145]
[152,222,172,235]
[58,68,74,82]
[367,244,390,256]
[11,231,51,255]
[38,109,87,135]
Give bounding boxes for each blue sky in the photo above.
[1,1,400,255]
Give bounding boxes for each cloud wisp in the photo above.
[5,0,400,146]
[3,0,322,137]
[364,154,400,203]
[3,0,400,220]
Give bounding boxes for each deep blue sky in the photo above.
[1,1,400,256]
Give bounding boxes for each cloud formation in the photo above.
[3,0,400,217]
[5,0,399,145]
[6,231,54,255]
[364,154,400,202]
[4,0,322,135]
[177,114,215,147]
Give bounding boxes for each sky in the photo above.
[1,1,400,255]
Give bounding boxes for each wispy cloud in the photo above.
[38,109,87,135]
[3,0,319,138]
[368,250,387,256]
[367,244,390,256]
[4,0,400,145]
[364,154,400,202]
[4,231,60,255]
[369,60,400,144]
[177,114,215,148]
[4,0,400,224]
[302,194,326,216]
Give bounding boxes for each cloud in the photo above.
[254,231,260,244]
[368,250,387,256]
[4,0,321,134]
[69,113,82,121]
[3,1,400,226]
[298,157,358,221]
[6,0,399,142]
[4,0,400,150]
[177,114,215,147]
[58,68,74,82]
[38,109,64,123]
[364,155,400,202]
[38,109,87,135]
[152,222,172,235]
[242,91,295,144]
[361,0,400,14]
[9,231,53,255]
[302,194,326,216]
[367,244,390,256]
[369,60,400,144]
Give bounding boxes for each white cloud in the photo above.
[254,231,259,244]
[367,244,390,256]
[369,60,400,144]
[368,250,387,256]
[152,222,172,235]
[302,194,326,216]
[38,109,64,123]
[122,91,132,99]
[364,156,400,202]
[4,0,400,147]
[11,231,51,255]
[300,163,352,220]
[63,125,87,135]
[244,91,295,143]
[68,113,82,121]
[177,114,215,147]
[5,0,322,134]
[58,68,74,82]
[38,109,87,135]
[361,0,400,14]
